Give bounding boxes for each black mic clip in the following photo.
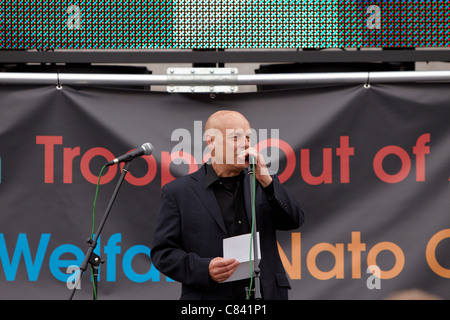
[247,154,257,174]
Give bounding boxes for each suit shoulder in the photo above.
[162,167,203,193]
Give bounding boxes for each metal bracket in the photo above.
[167,67,238,93]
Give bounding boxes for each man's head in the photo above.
[205,110,252,172]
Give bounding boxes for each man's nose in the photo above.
[239,136,249,149]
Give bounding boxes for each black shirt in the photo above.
[205,164,250,237]
[205,164,253,299]
[205,164,274,299]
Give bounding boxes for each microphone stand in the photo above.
[247,157,262,300]
[68,161,131,300]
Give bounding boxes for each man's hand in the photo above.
[209,257,240,282]
[238,148,273,187]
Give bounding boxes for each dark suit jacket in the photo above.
[151,163,304,300]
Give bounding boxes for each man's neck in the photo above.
[211,162,243,177]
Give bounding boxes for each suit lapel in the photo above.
[190,165,228,234]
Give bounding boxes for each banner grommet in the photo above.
[364,72,371,88]
[56,70,63,90]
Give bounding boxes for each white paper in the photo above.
[222,232,260,282]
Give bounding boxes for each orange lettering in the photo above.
[426,229,450,278]
[307,243,344,280]
[347,231,366,279]
[278,232,301,279]
[367,242,404,279]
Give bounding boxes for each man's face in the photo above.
[208,114,252,169]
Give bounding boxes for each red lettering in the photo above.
[336,136,354,183]
[301,148,332,185]
[121,150,157,186]
[373,146,411,183]
[256,139,295,184]
[63,147,80,184]
[161,151,198,187]
[80,147,116,185]
[412,133,430,182]
[36,135,63,183]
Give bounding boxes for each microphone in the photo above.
[246,154,271,171]
[247,154,256,173]
[106,143,153,167]
[247,154,257,165]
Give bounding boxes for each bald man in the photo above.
[151,111,304,300]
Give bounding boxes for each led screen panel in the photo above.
[2,1,449,49]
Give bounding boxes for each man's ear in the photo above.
[205,134,215,151]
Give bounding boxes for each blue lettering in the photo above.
[49,244,83,282]
[104,233,121,282]
[0,233,171,284]
[122,245,160,283]
[0,233,50,281]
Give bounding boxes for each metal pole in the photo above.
[237,71,450,85]
[1,71,450,86]
[0,72,167,86]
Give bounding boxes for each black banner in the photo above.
[0,83,449,300]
